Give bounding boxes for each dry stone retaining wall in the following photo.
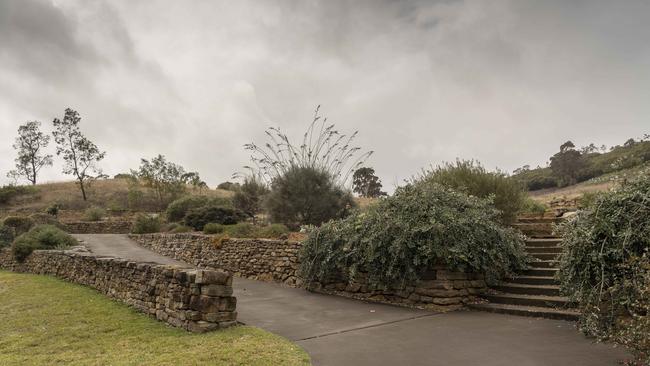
[63,220,133,234]
[131,234,301,285]
[131,233,487,309]
[0,248,236,332]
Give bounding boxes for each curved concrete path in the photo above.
[74,234,631,366]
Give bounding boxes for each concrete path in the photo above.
[75,234,631,366]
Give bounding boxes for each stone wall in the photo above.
[0,248,236,332]
[308,266,487,310]
[130,233,301,285]
[131,233,487,309]
[63,220,133,234]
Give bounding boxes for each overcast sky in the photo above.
[1,0,649,189]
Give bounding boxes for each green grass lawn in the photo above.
[0,271,310,366]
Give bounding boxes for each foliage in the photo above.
[7,121,53,185]
[233,177,269,218]
[84,207,106,222]
[0,272,310,365]
[0,225,14,248]
[183,205,244,231]
[264,166,355,228]
[239,106,372,187]
[2,216,35,236]
[417,159,527,224]
[169,224,193,233]
[52,108,106,201]
[300,182,528,289]
[11,224,77,261]
[203,223,226,234]
[131,214,162,234]
[352,167,386,198]
[182,171,208,193]
[556,175,650,364]
[203,223,289,239]
[46,203,60,217]
[132,155,189,208]
[512,167,558,191]
[166,195,233,222]
[0,185,36,205]
[217,181,241,191]
[520,197,547,216]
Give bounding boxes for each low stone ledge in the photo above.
[63,220,133,234]
[0,248,236,332]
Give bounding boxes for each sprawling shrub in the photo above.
[258,224,289,238]
[166,195,233,222]
[557,175,650,364]
[417,160,527,224]
[203,223,226,234]
[0,185,36,205]
[169,225,193,233]
[265,166,355,228]
[11,224,78,261]
[84,206,106,221]
[520,197,547,216]
[0,225,14,248]
[233,178,268,218]
[131,214,162,234]
[45,203,60,217]
[222,223,257,238]
[300,182,528,289]
[183,205,244,231]
[2,216,35,236]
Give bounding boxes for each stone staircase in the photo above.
[469,217,580,321]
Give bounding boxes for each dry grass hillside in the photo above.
[0,178,233,220]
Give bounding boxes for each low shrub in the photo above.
[45,204,60,217]
[84,207,106,221]
[11,224,78,261]
[166,195,233,222]
[169,225,193,233]
[300,182,528,289]
[183,205,244,231]
[0,225,14,248]
[520,197,547,216]
[203,223,225,234]
[265,166,355,228]
[557,174,650,364]
[417,160,527,224]
[0,185,36,205]
[222,223,256,238]
[2,216,35,236]
[258,223,289,238]
[131,214,161,234]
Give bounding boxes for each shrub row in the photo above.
[203,223,289,239]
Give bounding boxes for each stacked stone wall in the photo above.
[63,220,133,234]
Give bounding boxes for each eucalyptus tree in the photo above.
[7,121,53,185]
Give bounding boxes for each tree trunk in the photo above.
[79,179,87,201]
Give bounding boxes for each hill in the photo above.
[0,178,233,221]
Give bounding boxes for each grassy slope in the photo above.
[1,178,234,219]
[0,271,310,366]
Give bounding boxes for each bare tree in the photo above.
[52,108,106,201]
[7,121,53,185]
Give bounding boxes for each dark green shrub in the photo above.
[0,225,14,248]
[300,182,528,289]
[417,160,527,224]
[513,167,558,191]
[131,214,161,234]
[84,207,106,221]
[217,181,240,191]
[2,216,35,236]
[265,166,355,228]
[46,203,60,217]
[557,175,650,364]
[233,178,268,218]
[203,223,225,234]
[0,185,36,205]
[223,223,256,238]
[183,205,244,231]
[166,195,233,222]
[520,198,547,216]
[11,224,78,261]
[258,224,289,238]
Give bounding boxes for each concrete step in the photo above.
[523,267,558,277]
[510,275,558,286]
[483,293,573,308]
[526,246,562,254]
[530,252,560,260]
[525,238,562,247]
[469,303,580,321]
[528,260,559,269]
[494,283,560,296]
